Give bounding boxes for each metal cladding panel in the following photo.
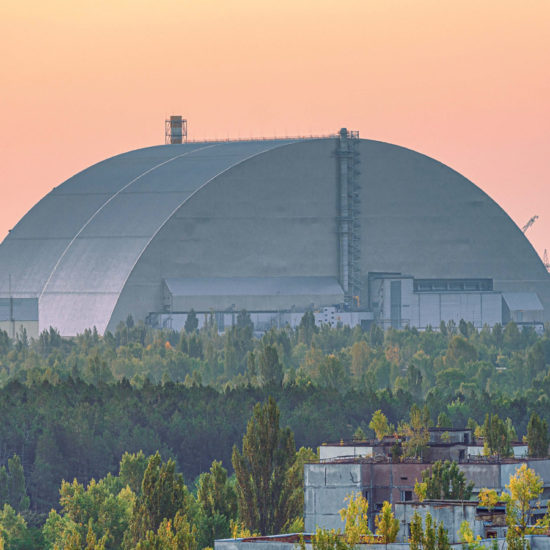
[39,293,119,335]
[502,292,543,311]
[109,139,339,331]
[0,239,70,297]
[37,140,298,334]
[53,145,207,195]
[77,193,192,237]
[7,193,113,239]
[418,293,440,328]
[0,298,38,321]
[164,277,343,297]
[43,238,149,293]
[0,144,206,299]
[360,140,550,320]
[3,136,550,335]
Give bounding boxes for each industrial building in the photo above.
[305,431,550,533]
[0,129,549,338]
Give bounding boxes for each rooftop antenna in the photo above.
[165,116,188,144]
[522,215,538,233]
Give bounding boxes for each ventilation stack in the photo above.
[165,116,188,144]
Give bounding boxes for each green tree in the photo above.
[298,528,349,550]
[526,413,549,457]
[318,355,347,390]
[47,477,133,550]
[483,414,512,457]
[257,345,283,388]
[126,453,189,548]
[285,447,317,531]
[231,397,296,535]
[436,522,451,550]
[401,404,431,458]
[134,511,197,550]
[298,312,317,346]
[445,335,477,367]
[424,512,436,550]
[119,451,149,495]
[350,341,370,380]
[436,412,451,428]
[0,455,29,513]
[409,511,423,550]
[420,460,474,500]
[406,364,423,401]
[0,504,35,550]
[184,310,199,334]
[196,460,237,545]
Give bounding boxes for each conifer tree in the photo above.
[526,413,549,457]
[126,452,189,548]
[420,460,473,500]
[231,397,296,535]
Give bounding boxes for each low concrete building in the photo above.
[305,458,550,532]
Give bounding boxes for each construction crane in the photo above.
[522,215,539,233]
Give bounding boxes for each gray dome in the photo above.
[0,137,548,336]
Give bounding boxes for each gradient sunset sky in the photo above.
[1,0,549,260]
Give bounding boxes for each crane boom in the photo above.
[522,215,539,233]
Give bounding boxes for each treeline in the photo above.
[0,316,549,515]
[0,398,312,549]
[1,314,550,396]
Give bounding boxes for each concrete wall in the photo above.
[394,501,482,543]
[304,463,362,532]
[305,460,550,532]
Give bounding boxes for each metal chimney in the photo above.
[165,116,188,144]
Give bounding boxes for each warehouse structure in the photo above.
[0,129,549,338]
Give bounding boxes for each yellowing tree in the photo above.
[369,410,393,441]
[339,492,371,547]
[506,463,543,541]
[374,501,399,543]
[478,488,499,510]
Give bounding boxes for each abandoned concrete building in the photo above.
[215,429,550,550]
[307,429,550,532]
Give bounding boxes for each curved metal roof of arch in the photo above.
[0,139,300,331]
[1,136,548,335]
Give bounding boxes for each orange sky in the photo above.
[1,0,549,260]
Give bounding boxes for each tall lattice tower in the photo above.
[336,128,361,309]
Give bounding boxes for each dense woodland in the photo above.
[0,313,550,547]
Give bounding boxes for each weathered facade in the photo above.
[305,458,550,532]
